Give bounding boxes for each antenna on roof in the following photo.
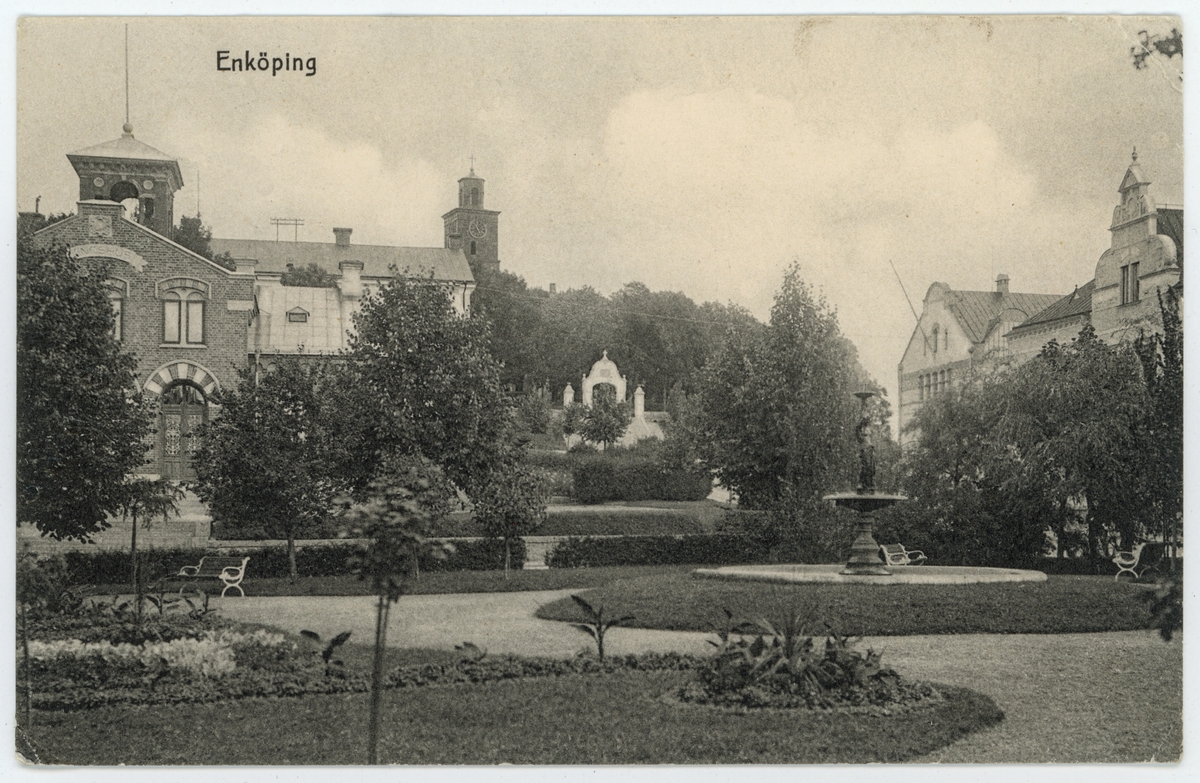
[124,25,130,128]
[271,217,305,242]
[889,260,932,353]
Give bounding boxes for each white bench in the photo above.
[177,556,250,597]
[1112,543,1165,582]
[880,544,926,566]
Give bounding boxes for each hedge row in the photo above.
[572,459,712,504]
[546,534,768,568]
[539,510,707,537]
[62,538,526,586]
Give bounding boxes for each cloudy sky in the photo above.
[16,14,1183,414]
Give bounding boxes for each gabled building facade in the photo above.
[899,152,1182,443]
[896,275,1062,442]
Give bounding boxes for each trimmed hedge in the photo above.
[572,459,711,504]
[546,534,768,568]
[539,511,706,537]
[63,538,526,587]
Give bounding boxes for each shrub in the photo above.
[65,539,527,587]
[546,534,767,568]
[680,607,941,712]
[517,391,552,434]
[539,510,706,537]
[572,457,711,504]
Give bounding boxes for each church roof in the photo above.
[209,237,475,283]
[1009,280,1095,334]
[941,289,1065,343]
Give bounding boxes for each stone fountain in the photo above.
[822,391,906,576]
[692,390,1047,585]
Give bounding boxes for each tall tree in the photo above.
[17,241,152,541]
[692,262,870,509]
[346,275,518,498]
[473,464,549,578]
[193,359,346,581]
[174,215,235,270]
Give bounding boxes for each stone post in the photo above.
[633,385,645,419]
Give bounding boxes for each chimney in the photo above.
[549,283,557,295]
[338,260,364,297]
[233,257,258,275]
[995,273,1010,294]
[333,227,352,247]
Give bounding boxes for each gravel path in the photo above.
[213,591,1183,763]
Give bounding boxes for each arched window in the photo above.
[162,287,206,345]
[105,279,127,342]
[930,325,939,354]
[470,241,477,256]
[471,187,480,207]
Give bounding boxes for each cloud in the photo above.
[167,115,446,247]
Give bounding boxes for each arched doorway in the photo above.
[159,381,208,480]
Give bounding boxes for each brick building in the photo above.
[30,123,483,487]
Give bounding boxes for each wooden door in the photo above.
[159,383,207,480]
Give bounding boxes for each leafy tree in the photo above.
[171,215,234,269]
[580,392,633,451]
[471,267,548,390]
[192,359,346,581]
[17,240,152,541]
[1131,27,1182,79]
[346,275,518,498]
[473,464,549,577]
[692,262,869,509]
[281,262,337,288]
[561,401,587,448]
[1133,288,1183,561]
[338,457,453,764]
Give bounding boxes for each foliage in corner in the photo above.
[17,241,153,541]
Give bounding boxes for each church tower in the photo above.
[442,164,500,276]
[67,123,183,240]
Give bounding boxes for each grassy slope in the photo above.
[535,572,1157,635]
[25,672,1002,765]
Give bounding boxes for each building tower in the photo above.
[442,165,500,275]
[66,123,183,240]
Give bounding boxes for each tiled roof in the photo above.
[943,290,1065,343]
[209,237,474,283]
[68,132,178,163]
[1009,280,1095,333]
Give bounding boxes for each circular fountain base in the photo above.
[693,564,1047,586]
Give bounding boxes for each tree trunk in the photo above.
[504,537,511,580]
[287,531,298,584]
[131,510,143,628]
[367,592,391,765]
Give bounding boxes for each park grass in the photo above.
[23,671,1003,765]
[535,572,1157,635]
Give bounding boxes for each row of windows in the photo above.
[107,290,206,345]
[1120,262,1140,305]
[917,369,952,401]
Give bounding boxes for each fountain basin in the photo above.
[693,564,1048,586]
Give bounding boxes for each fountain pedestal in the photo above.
[822,492,906,576]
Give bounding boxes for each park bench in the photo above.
[879,544,926,566]
[1112,542,1165,582]
[176,556,250,597]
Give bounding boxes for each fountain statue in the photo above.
[822,391,906,576]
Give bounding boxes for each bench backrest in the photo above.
[880,544,905,555]
[195,556,249,576]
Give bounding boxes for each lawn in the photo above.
[535,572,1158,635]
[24,671,1003,764]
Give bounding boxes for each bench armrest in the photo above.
[220,566,244,578]
[178,565,200,577]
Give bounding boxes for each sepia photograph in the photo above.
[12,10,1186,768]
